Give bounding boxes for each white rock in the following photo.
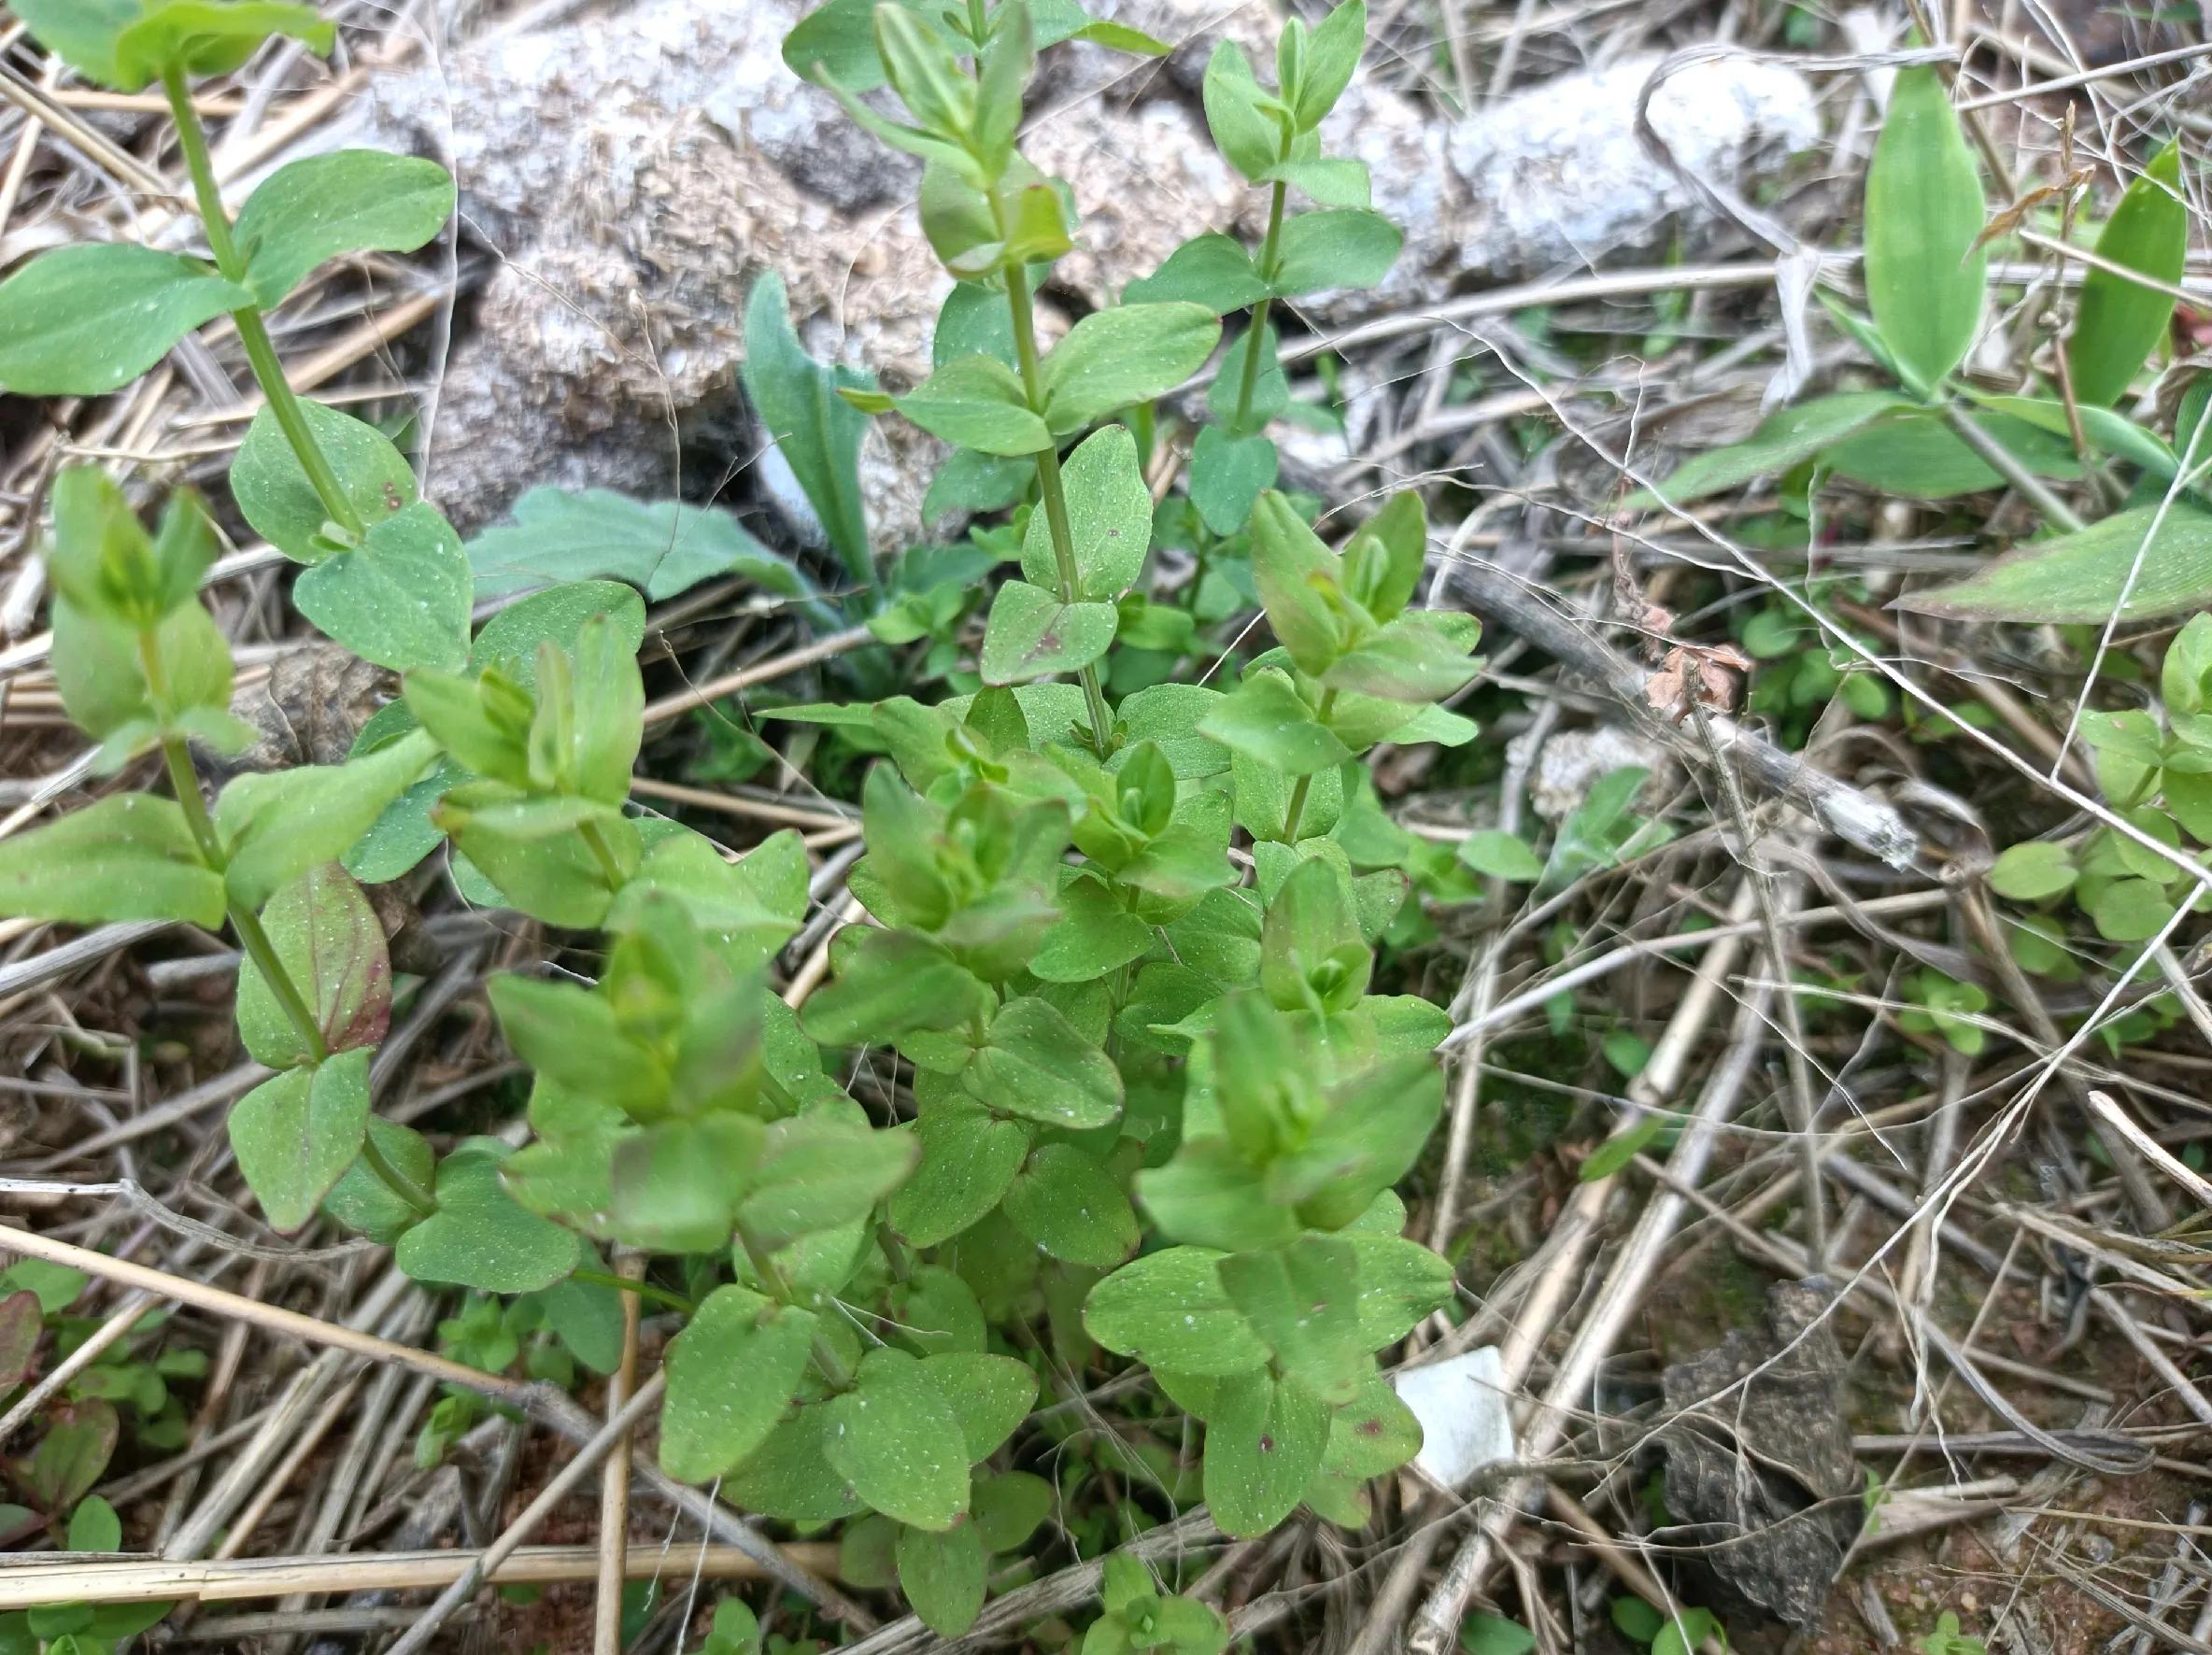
[1394,1346,1516,1492]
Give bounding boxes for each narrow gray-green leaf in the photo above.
[742,270,874,585]
[1624,392,1908,510]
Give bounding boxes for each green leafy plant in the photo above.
[1897,969,1991,1056]
[0,0,1477,1640]
[1611,1596,1725,1655]
[1634,67,2201,624]
[1918,1610,1987,1655]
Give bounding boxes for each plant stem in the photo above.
[1278,686,1337,842]
[1003,262,1114,751]
[571,1266,693,1315]
[578,817,628,894]
[1230,180,1288,432]
[161,64,363,542]
[1939,401,2087,534]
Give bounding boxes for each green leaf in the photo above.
[781,0,909,88]
[0,792,222,927]
[232,399,418,562]
[1863,64,1987,394]
[1084,1246,1271,1376]
[1971,392,2177,479]
[897,1520,987,1636]
[468,487,818,609]
[111,1,333,88]
[1217,1235,1367,1402]
[1031,870,1156,983]
[1203,1369,1330,1536]
[1189,427,1278,536]
[980,580,1119,684]
[66,1494,121,1554]
[294,502,472,672]
[9,0,139,88]
[972,1469,1052,1552]
[1202,40,1280,179]
[896,355,1052,455]
[2068,141,2187,408]
[1198,668,1350,777]
[1293,0,1365,127]
[0,1292,40,1393]
[926,1351,1038,1460]
[323,1116,435,1244]
[824,1349,971,1531]
[1211,319,1288,434]
[0,1258,84,1316]
[216,728,438,908]
[1580,1113,1666,1181]
[1456,829,1542,883]
[394,1138,582,1294]
[1023,424,1151,599]
[1902,504,2212,622]
[229,1049,372,1233]
[726,1402,864,1522]
[1270,208,1399,296]
[1624,392,1908,510]
[235,863,390,1068]
[17,1401,116,1512]
[803,928,992,1044]
[889,1102,1030,1247]
[738,1110,918,1251]
[659,1285,817,1483]
[1125,234,1269,315]
[234,149,455,308]
[742,270,874,586]
[0,245,250,396]
[1824,408,2079,498]
[2091,876,2175,941]
[1459,1613,1537,1655]
[1988,841,2076,901]
[1325,1375,1422,1480]
[967,996,1125,1128]
[1000,1143,1139,1266]
[1040,304,1222,434]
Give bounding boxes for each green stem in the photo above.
[161,64,363,541]
[578,817,628,893]
[571,1266,693,1315]
[739,1223,854,1391]
[1230,180,1288,432]
[1278,687,1337,842]
[362,1133,438,1217]
[1939,401,2086,534]
[1003,262,1114,751]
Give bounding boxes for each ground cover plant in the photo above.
[0,1,2205,1652]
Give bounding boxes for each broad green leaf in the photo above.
[897,1520,987,1637]
[2091,876,2175,941]
[1270,208,1399,296]
[395,1138,582,1293]
[1322,615,1478,703]
[111,1,333,88]
[738,1110,918,1250]
[1901,504,2212,621]
[229,1049,371,1233]
[9,0,138,88]
[1823,408,2080,498]
[1456,829,1542,883]
[17,1401,117,1512]
[231,399,418,562]
[1084,1246,1271,1376]
[1202,40,1280,179]
[802,928,992,1044]
[608,1116,759,1253]
[1124,234,1269,315]
[1259,156,1371,207]
[234,150,455,307]
[0,245,250,396]
[0,793,222,927]
[1198,668,1350,776]
[1249,491,1344,674]
[1293,0,1365,128]
[1864,65,1987,394]
[659,1285,817,1482]
[979,580,1119,684]
[966,996,1124,1128]
[896,355,1051,455]
[925,1351,1038,1460]
[726,1403,866,1522]
[235,863,390,1068]
[1000,1143,1139,1266]
[66,1493,121,1554]
[824,1349,971,1531]
[1579,1112,1665,1181]
[294,502,472,672]
[46,465,214,625]
[1972,393,2177,478]
[475,580,647,674]
[1040,304,1222,434]
[607,828,806,978]
[2068,141,2187,408]
[323,1115,435,1244]
[1188,427,1278,536]
[1022,424,1150,599]
[888,1102,1029,1246]
[743,270,874,585]
[781,0,922,88]
[0,1293,40,1393]
[1343,1230,1454,1346]
[1217,1235,1366,1402]
[1624,392,1908,510]
[1203,1369,1330,1536]
[468,487,818,609]
[217,728,438,907]
[1988,841,2076,901]
[1324,1375,1422,1480]
[973,1469,1052,1552]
